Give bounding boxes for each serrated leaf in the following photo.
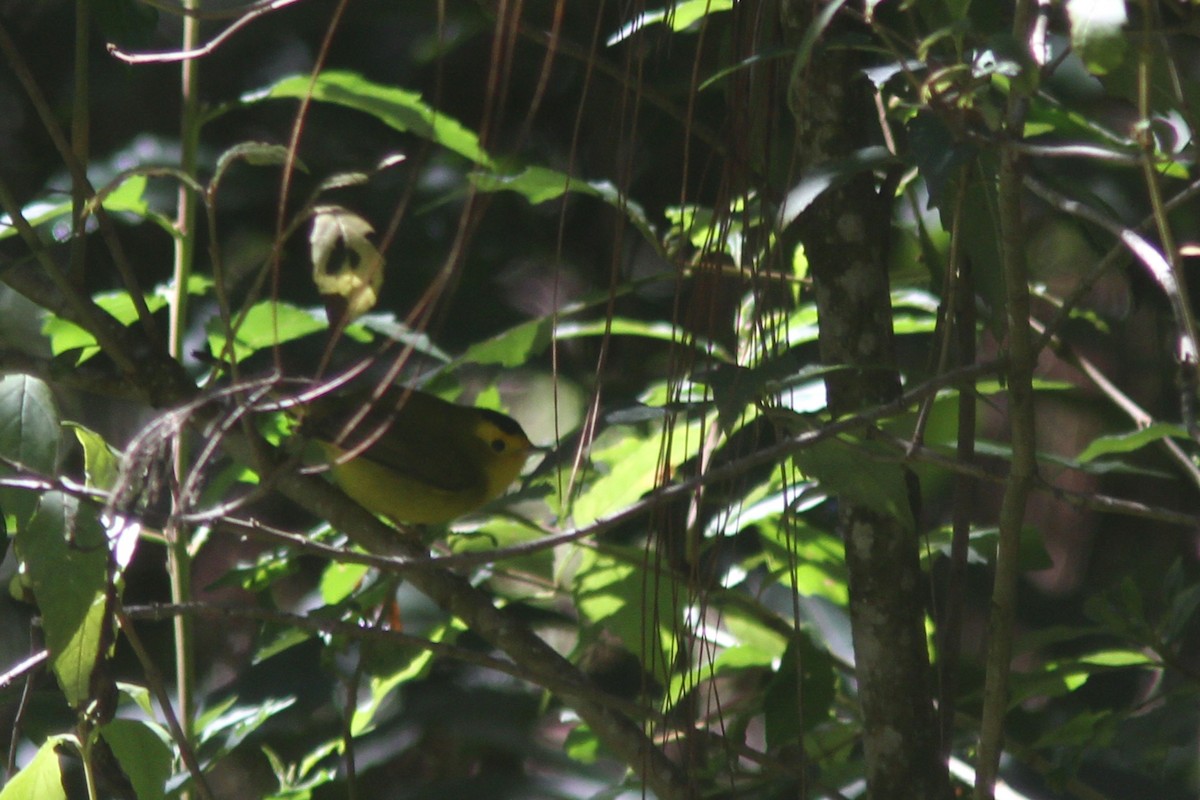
[246,71,492,166]
[212,142,304,195]
[469,168,659,248]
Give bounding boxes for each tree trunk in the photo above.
[781,4,951,797]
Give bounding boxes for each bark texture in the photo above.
[782,4,950,798]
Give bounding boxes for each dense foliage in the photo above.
[1,2,1198,799]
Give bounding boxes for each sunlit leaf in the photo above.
[207,301,325,363]
[247,71,492,166]
[0,739,68,800]
[459,317,554,368]
[42,289,170,364]
[607,0,734,45]
[572,546,677,681]
[15,492,112,708]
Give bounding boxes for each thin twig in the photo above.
[114,609,215,800]
[107,0,303,64]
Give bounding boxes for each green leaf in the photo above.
[757,519,849,603]
[214,142,301,186]
[65,423,121,492]
[318,561,369,605]
[459,317,554,369]
[607,0,734,45]
[793,436,915,531]
[262,740,340,798]
[0,739,68,800]
[1078,648,1156,668]
[117,682,156,718]
[564,723,600,764]
[470,167,659,248]
[100,719,173,800]
[962,525,1054,572]
[571,547,677,681]
[721,606,789,661]
[1031,708,1116,749]
[247,71,492,166]
[198,697,297,757]
[778,146,898,228]
[209,142,306,202]
[253,627,312,665]
[1067,0,1128,76]
[0,374,61,527]
[92,174,151,216]
[1076,422,1188,463]
[447,517,554,580]
[0,173,165,244]
[350,622,457,736]
[216,548,299,593]
[15,492,112,709]
[207,301,326,363]
[572,417,704,528]
[555,318,731,362]
[42,288,169,365]
[763,635,835,747]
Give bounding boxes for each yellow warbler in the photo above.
[302,386,533,524]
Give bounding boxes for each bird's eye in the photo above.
[491,438,507,453]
